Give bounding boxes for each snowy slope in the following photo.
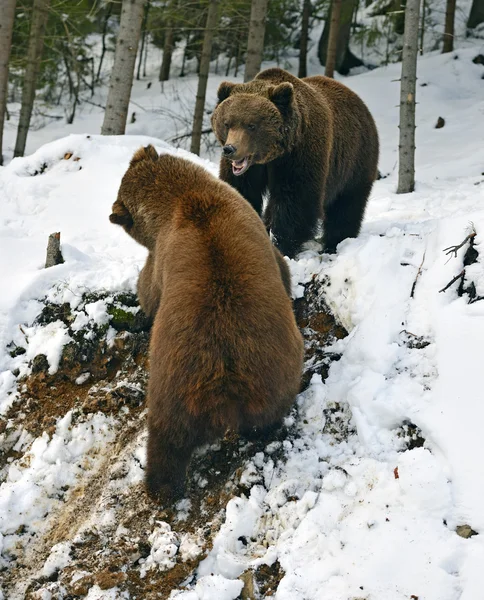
[1,46,484,599]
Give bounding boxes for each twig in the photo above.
[169,127,213,143]
[439,269,464,293]
[443,231,476,259]
[410,251,426,298]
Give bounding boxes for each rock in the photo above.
[472,54,484,65]
[31,354,49,374]
[239,570,256,599]
[435,117,445,129]
[456,524,478,539]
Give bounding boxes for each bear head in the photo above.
[211,81,295,176]
[110,145,167,250]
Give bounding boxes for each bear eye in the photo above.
[247,123,256,131]
[224,122,229,129]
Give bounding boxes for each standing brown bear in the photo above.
[211,67,379,258]
[109,146,304,502]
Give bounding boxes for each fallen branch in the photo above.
[439,269,464,293]
[410,251,426,298]
[443,230,476,259]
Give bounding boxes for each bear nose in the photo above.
[222,144,236,157]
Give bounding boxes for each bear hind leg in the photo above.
[322,179,374,254]
[145,419,201,504]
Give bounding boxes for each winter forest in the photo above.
[0,0,484,598]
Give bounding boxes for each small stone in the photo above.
[456,524,478,539]
[31,354,49,374]
[435,117,445,129]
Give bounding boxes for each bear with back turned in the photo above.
[109,146,304,502]
[211,67,379,258]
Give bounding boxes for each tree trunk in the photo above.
[13,0,51,158]
[137,1,150,80]
[325,0,342,78]
[101,0,146,136]
[244,0,269,82]
[467,0,484,28]
[190,0,219,155]
[0,0,16,165]
[319,0,362,75]
[298,0,311,78]
[159,24,174,81]
[442,0,456,52]
[397,0,421,194]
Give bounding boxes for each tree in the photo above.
[318,0,362,75]
[467,0,484,28]
[0,0,16,165]
[137,1,151,80]
[159,22,174,81]
[101,0,146,136]
[298,0,311,78]
[325,0,342,77]
[190,0,219,155]
[442,0,456,52]
[397,0,421,194]
[13,0,51,158]
[244,0,269,82]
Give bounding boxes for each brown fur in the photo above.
[211,68,379,258]
[110,146,304,501]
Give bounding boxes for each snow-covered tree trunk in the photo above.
[13,0,50,158]
[136,1,150,80]
[101,0,146,136]
[397,0,421,194]
[190,0,219,156]
[325,0,342,78]
[243,0,269,82]
[467,0,484,28]
[442,0,456,53]
[298,0,311,78]
[0,0,16,165]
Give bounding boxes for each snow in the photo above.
[1,27,484,600]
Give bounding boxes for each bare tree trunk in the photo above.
[442,0,456,52]
[244,0,269,82]
[319,0,362,75]
[13,0,51,158]
[298,0,311,78]
[397,0,421,194]
[468,0,484,28]
[159,24,174,81]
[101,0,146,136]
[0,0,17,165]
[137,0,150,80]
[190,0,219,155]
[325,0,342,78]
[180,30,190,77]
[96,2,113,83]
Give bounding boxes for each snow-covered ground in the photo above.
[1,36,484,600]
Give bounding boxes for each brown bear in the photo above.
[109,146,304,502]
[211,67,379,258]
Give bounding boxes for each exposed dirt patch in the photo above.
[3,279,348,599]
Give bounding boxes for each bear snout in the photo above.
[222,144,236,157]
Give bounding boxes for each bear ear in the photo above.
[109,202,133,228]
[269,82,294,111]
[217,81,236,103]
[130,145,159,166]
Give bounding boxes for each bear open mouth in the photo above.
[232,157,250,176]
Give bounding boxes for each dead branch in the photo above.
[439,269,464,293]
[410,251,426,298]
[443,230,476,259]
[169,127,212,143]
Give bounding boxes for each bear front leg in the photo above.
[219,158,267,216]
[266,164,322,259]
[137,253,160,321]
[145,418,199,504]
